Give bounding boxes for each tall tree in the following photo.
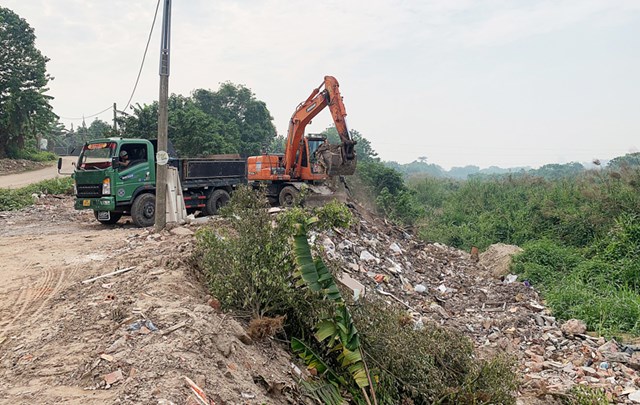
[193,83,275,156]
[0,7,55,157]
[119,83,275,157]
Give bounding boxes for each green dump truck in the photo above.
[62,138,246,226]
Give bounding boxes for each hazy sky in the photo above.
[3,0,639,169]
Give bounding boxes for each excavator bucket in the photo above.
[318,143,357,177]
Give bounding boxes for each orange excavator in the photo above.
[247,76,357,206]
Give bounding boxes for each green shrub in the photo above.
[561,385,609,405]
[0,177,73,211]
[196,186,354,322]
[351,296,517,404]
[7,146,57,162]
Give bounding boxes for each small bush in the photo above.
[196,186,354,326]
[561,385,609,405]
[196,186,305,318]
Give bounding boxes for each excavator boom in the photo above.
[284,76,357,177]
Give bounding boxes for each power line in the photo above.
[58,105,112,120]
[123,0,161,111]
[58,0,161,122]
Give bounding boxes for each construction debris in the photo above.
[316,202,640,403]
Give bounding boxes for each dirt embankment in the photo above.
[0,197,299,405]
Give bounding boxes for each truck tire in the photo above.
[94,210,122,225]
[279,185,299,207]
[131,193,156,227]
[204,189,230,216]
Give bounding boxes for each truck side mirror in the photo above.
[112,156,120,168]
[57,157,62,173]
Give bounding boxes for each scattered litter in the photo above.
[389,242,402,254]
[184,376,216,405]
[128,319,158,332]
[359,250,378,263]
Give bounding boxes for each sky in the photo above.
[3,0,639,169]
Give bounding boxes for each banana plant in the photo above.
[292,219,377,405]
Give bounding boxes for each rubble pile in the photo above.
[316,204,640,403]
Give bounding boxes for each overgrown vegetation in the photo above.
[0,177,73,211]
[196,187,517,404]
[397,157,640,336]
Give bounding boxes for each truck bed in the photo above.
[172,158,247,189]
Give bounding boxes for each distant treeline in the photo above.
[383,154,640,180]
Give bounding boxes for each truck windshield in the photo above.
[78,142,116,170]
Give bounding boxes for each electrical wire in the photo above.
[58,0,161,122]
[58,105,113,120]
[122,0,161,111]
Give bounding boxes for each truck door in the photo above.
[115,143,152,202]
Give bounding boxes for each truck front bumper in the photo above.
[74,196,116,211]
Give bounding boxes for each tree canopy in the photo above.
[0,7,55,157]
[118,83,275,158]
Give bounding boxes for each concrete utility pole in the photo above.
[113,103,117,133]
[155,0,172,232]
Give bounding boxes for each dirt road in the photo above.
[0,156,76,189]
[0,197,296,404]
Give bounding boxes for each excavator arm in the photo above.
[284,76,357,177]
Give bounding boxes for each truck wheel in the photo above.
[94,211,122,225]
[204,189,230,216]
[131,193,156,227]
[279,186,299,207]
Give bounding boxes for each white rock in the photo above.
[389,242,402,254]
[414,284,426,293]
[629,390,640,403]
[170,227,194,236]
[359,250,379,263]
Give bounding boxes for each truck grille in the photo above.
[76,184,102,198]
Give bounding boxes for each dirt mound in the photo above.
[479,243,524,279]
[0,196,299,404]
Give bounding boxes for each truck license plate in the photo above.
[97,211,110,221]
[83,199,90,207]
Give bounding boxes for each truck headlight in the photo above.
[102,178,111,195]
[73,180,77,196]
